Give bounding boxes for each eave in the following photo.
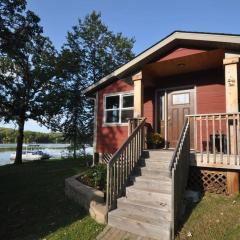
[84,30,240,96]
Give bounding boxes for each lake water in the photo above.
[0,144,93,166]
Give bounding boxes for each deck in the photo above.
[190,152,240,170]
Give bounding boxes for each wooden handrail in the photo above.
[187,112,240,117]
[106,117,146,212]
[169,117,190,239]
[188,113,240,166]
[108,118,145,166]
[169,118,189,173]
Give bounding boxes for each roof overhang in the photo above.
[84,31,240,96]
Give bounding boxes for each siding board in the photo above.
[96,78,133,154]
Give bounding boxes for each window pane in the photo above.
[122,95,133,108]
[121,110,133,123]
[106,96,119,109]
[106,110,119,123]
[172,93,190,105]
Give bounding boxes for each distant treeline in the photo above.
[0,128,65,144]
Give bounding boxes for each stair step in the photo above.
[141,162,170,169]
[126,186,171,207]
[133,171,171,181]
[143,156,172,162]
[127,185,172,197]
[133,177,171,193]
[143,150,173,159]
[144,158,171,162]
[139,167,170,177]
[134,175,171,184]
[110,208,170,226]
[117,197,171,220]
[147,154,172,158]
[130,175,171,185]
[108,208,171,240]
[118,196,171,212]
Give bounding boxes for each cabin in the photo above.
[84,31,240,240]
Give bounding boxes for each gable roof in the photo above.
[84,31,240,95]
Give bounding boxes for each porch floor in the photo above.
[144,150,240,170]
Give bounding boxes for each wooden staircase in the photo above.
[108,150,173,240]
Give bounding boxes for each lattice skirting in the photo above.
[187,167,227,194]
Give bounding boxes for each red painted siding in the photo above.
[158,48,206,62]
[197,82,226,114]
[96,78,133,154]
[142,68,225,130]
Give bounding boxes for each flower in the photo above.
[147,132,164,145]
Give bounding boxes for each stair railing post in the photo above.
[106,163,110,212]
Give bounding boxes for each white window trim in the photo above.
[103,91,134,126]
[172,92,190,105]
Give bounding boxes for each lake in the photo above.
[0,144,93,166]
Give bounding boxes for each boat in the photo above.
[10,144,51,161]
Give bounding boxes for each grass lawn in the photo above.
[0,157,105,240]
[177,193,240,240]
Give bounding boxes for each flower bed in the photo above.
[65,164,108,224]
[77,164,107,193]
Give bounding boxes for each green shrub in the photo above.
[147,132,164,146]
[78,164,107,192]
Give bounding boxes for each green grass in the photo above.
[176,193,240,240]
[0,158,105,240]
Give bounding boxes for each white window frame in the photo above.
[103,91,134,126]
[172,92,190,105]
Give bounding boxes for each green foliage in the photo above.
[72,11,135,84]
[177,193,240,240]
[0,0,61,163]
[79,164,107,192]
[0,127,65,144]
[0,157,104,240]
[0,5,135,163]
[147,132,164,145]
[54,11,135,158]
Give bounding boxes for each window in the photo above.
[172,93,190,105]
[104,93,134,124]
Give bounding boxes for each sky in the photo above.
[1,0,240,132]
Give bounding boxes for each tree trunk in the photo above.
[15,115,25,164]
[73,133,77,160]
[73,145,76,160]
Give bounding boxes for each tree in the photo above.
[56,11,135,160]
[73,11,135,84]
[0,0,59,164]
[55,47,91,159]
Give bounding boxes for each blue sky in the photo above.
[1,0,240,132]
